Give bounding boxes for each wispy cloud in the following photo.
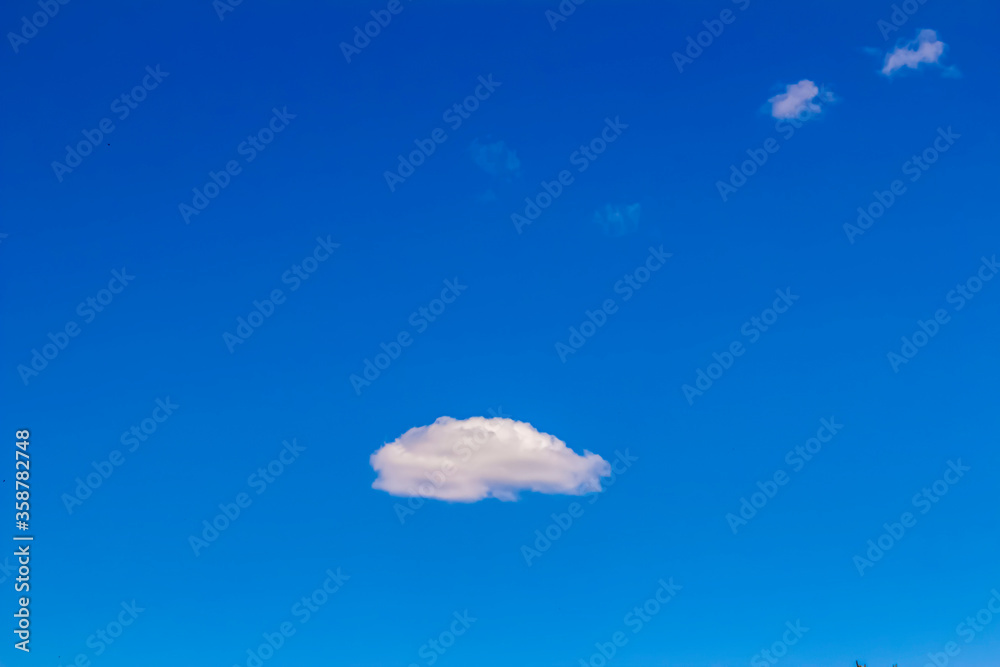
[594,203,641,237]
[768,80,829,119]
[369,416,610,502]
[470,138,521,177]
[882,29,947,75]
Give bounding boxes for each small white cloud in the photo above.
[369,416,610,502]
[768,80,828,119]
[470,139,521,177]
[882,29,946,75]
[594,203,641,237]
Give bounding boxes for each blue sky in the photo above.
[2,0,999,665]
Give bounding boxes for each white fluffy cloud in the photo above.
[768,80,825,119]
[370,416,610,502]
[882,29,946,75]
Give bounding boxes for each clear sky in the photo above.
[2,1,999,666]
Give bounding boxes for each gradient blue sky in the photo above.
[2,1,999,666]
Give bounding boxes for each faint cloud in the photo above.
[369,416,611,502]
[470,138,520,177]
[882,29,948,76]
[768,80,831,119]
[594,203,641,237]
